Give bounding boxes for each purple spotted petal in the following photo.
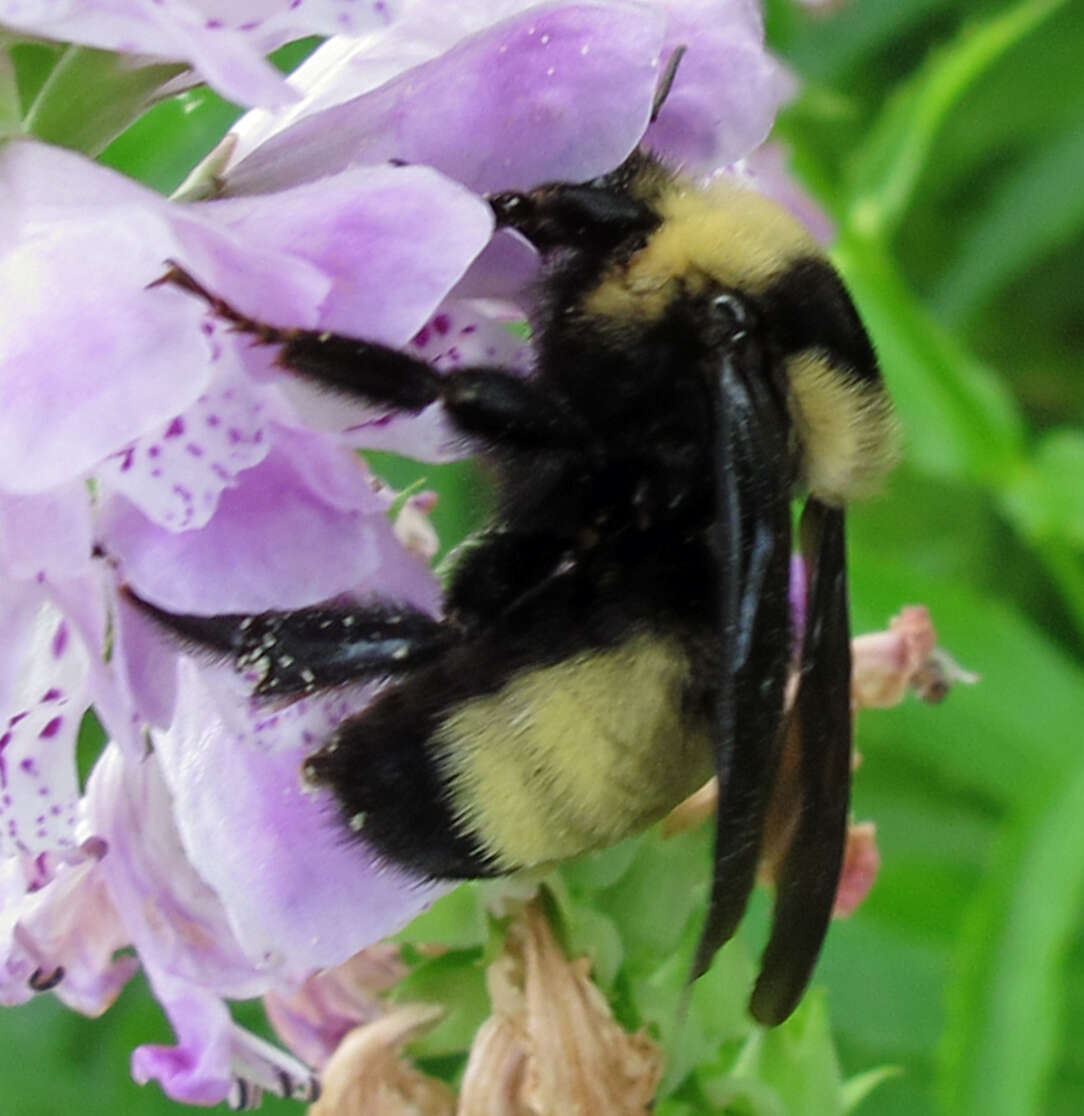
[0,142,328,492]
[0,0,403,109]
[101,438,389,613]
[99,369,273,533]
[0,605,88,856]
[0,209,217,493]
[0,845,140,1015]
[223,3,667,196]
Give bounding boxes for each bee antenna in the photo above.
[650,44,687,123]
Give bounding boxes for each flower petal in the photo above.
[101,438,389,613]
[0,603,88,856]
[0,210,216,492]
[0,0,403,109]
[645,0,794,168]
[207,163,494,342]
[154,663,444,977]
[98,368,273,533]
[223,2,668,195]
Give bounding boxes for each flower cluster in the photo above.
[1,0,800,1107]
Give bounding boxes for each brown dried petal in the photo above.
[457,1015,531,1116]
[458,904,660,1116]
[520,905,661,1115]
[309,1003,454,1116]
[852,605,937,708]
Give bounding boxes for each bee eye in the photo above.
[488,191,534,227]
[710,292,753,340]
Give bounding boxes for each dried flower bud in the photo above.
[831,821,881,918]
[459,903,661,1115]
[308,1003,454,1116]
[851,605,976,709]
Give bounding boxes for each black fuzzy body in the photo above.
[142,150,894,1024]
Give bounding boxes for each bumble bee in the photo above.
[134,131,896,1025]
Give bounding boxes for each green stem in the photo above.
[848,0,1068,239]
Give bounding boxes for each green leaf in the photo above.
[591,826,710,960]
[834,236,1025,485]
[389,949,489,1059]
[1002,429,1084,550]
[22,46,184,156]
[729,993,846,1116]
[777,0,958,85]
[842,1065,904,1114]
[934,121,1084,322]
[563,905,625,992]
[99,86,241,195]
[938,757,1084,1116]
[0,47,19,137]
[560,833,644,892]
[395,883,487,950]
[847,0,1069,239]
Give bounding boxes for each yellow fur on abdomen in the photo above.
[433,634,712,871]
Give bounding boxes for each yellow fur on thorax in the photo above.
[433,634,712,871]
[583,177,819,324]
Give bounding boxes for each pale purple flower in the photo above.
[0,0,404,109]
[219,0,791,197]
[0,0,814,1107]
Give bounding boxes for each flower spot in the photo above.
[38,717,63,740]
[51,622,69,659]
[164,417,186,438]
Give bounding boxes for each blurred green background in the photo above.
[3,0,1083,1112]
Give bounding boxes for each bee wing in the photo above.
[748,499,852,1025]
[691,345,792,981]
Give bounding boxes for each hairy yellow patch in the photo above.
[583,177,818,323]
[787,351,901,504]
[433,634,712,871]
